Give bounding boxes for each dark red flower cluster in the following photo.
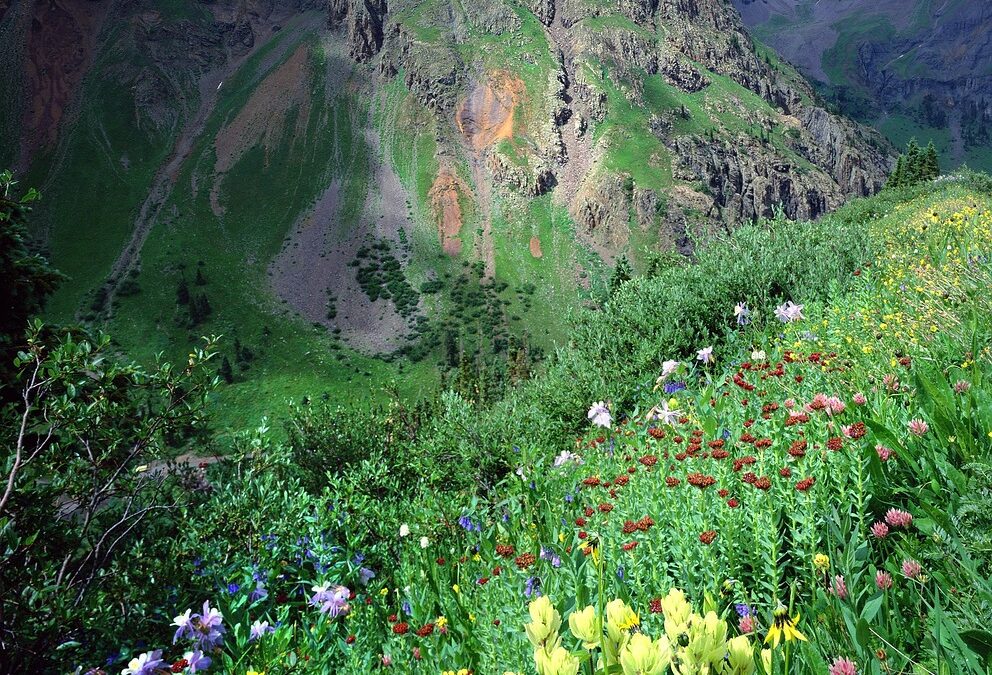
[614,475,630,487]
[827,437,844,451]
[788,439,807,457]
[515,552,537,570]
[623,520,639,534]
[687,472,717,489]
[639,454,659,467]
[795,477,816,492]
[847,421,867,439]
[582,476,602,487]
[665,476,681,488]
[436,557,446,566]
[393,622,410,635]
[779,467,792,478]
[415,623,435,637]
[785,412,809,426]
[495,544,515,558]
[172,660,189,673]
[733,456,757,472]
[648,427,666,439]
[742,472,758,484]
[727,498,740,508]
[754,477,772,490]
[598,503,614,513]
[575,517,587,526]
[754,438,773,450]
[699,530,717,544]
[584,507,595,517]
[649,598,663,614]
[740,432,757,444]
[622,541,638,552]
[637,516,655,531]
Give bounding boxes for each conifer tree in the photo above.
[219,356,234,384]
[906,138,922,184]
[923,140,940,180]
[176,277,190,305]
[609,257,633,298]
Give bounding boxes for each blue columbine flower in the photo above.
[227,583,240,595]
[664,381,687,394]
[524,576,542,598]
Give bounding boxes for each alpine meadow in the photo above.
[2,0,992,674]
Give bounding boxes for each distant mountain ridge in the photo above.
[733,0,992,171]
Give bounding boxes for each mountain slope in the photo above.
[0,0,891,425]
[733,0,992,171]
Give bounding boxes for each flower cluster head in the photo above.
[651,398,681,426]
[588,401,612,429]
[697,346,714,364]
[172,601,226,651]
[907,418,929,436]
[902,559,922,579]
[310,583,351,617]
[884,509,913,528]
[829,657,858,675]
[775,301,805,323]
[875,571,893,590]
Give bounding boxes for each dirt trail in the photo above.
[99,13,321,317]
[546,12,593,209]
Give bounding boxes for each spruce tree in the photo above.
[195,268,207,286]
[887,155,907,189]
[219,356,234,384]
[176,277,190,305]
[924,140,940,180]
[906,138,922,184]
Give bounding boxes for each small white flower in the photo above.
[751,349,766,361]
[587,401,612,428]
[696,345,713,364]
[399,523,410,538]
[420,536,429,549]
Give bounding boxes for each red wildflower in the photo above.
[515,553,537,570]
[788,439,807,457]
[582,476,601,487]
[578,531,587,540]
[477,577,489,585]
[687,472,717,489]
[639,454,659,467]
[621,541,638,552]
[742,472,758,484]
[711,449,730,459]
[584,507,595,517]
[575,517,587,527]
[699,530,717,545]
[718,489,729,497]
[827,437,844,451]
[598,503,614,513]
[847,422,867,439]
[727,498,740,508]
[346,635,356,644]
[436,557,446,565]
[393,622,410,635]
[495,544,515,558]
[614,475,630,487]
[388,614,398,623]
[740,432,757,444]
[672,435,684,444]
[754,476,772,490]
[754,438,772,450]
[623,520,639,534]
[648,427,666,439]
[637,516,655,531]
[665,476,681,487]
[492,566,502,576]
[172,660,189,673]
[795,477,816,492]
[415,623,435,637]
[779,467,792,477]
[649,598,663,614]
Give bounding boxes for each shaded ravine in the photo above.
[98,14,321,317]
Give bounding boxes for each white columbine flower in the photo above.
[654,399,681,426]
[696,346,714,364]
[420,536,429,549]
[399,523,410,538]
[587,401,612,428]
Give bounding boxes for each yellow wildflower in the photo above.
[764,606,807,649]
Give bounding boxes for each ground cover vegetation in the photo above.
[2,169,992,673]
